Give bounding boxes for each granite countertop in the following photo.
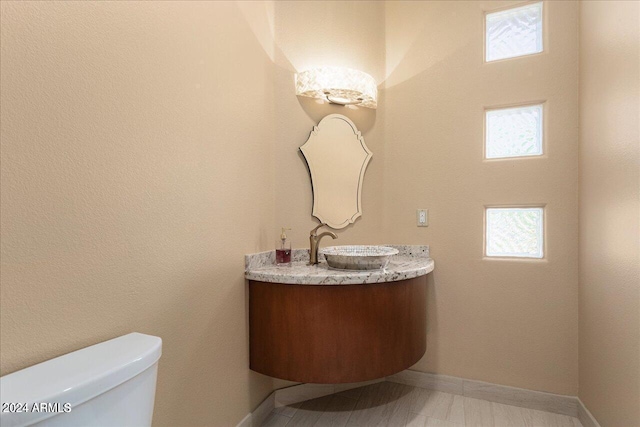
[244,245,434,285]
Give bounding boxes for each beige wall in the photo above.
[383,1,579,395]
[578,1,640,426]
[5,1,636,425]
[0,2,278,426]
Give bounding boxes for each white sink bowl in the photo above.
[319,245,399,271]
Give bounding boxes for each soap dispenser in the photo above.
[276,227,292,265]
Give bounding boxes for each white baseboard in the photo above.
[577,398,602,427]
[236,413,251,427]
[386,370,464,395]
[239,370,594,427]
[387,370,577,417]
[235,392,274,427]
[253,392,275,427]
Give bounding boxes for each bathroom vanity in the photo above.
[245,245,434,383]
[245,115,434,383]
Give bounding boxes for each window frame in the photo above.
[484,102,546,160]
[484,1,545,63]
[484,205,546,260]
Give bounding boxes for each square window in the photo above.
[486,2,543,62]
[486,207,544,258]
[486,104,543,159]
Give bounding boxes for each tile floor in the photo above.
[262,381,583,427]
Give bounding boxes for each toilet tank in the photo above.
[0,333,162,427]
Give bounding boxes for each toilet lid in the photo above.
[0,332,161,427]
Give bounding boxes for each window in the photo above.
[485,104,543,159]
[486,207,544,258]
[486,2,543,62]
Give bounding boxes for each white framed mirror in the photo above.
[300,114,373,229]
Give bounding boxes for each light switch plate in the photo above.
[417,209,428,227]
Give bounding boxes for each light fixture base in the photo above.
[324,91,364,106]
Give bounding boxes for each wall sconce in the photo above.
[295,67,377,109]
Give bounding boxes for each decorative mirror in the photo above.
[300,114,373,229]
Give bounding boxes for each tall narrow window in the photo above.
[486,104,543,159]
[486,2,543,62]
[486,207,544,258]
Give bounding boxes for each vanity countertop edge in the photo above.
[244,245,434,285]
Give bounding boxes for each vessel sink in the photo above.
[319,245,399,270]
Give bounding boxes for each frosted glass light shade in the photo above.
[295,67,378,109]
[486,104,543,159]
[486,207,544,258]
[486,2,543,62]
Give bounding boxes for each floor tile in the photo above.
[315,395,357,427]
[463,396,494,427]
[411,390,461,423]
[386,384,416,426]
[448,395,465,425]
[335,387,364,401]
[289,395,333,427]
[424,416,464,426]
[524,407,583,427]
[374,382,409,426]
[409,387,432,415]
[493,402,528,426]
[263,412,291,427]
[273,402,302,418]
[347,382,389,426]
[405,413,427,427]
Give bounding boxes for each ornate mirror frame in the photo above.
[300,114,373,229]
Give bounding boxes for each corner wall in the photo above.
[0,2,277,426]
[578,1,640,426]
[383,0,580,395]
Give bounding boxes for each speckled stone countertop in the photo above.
[245,245,434,285]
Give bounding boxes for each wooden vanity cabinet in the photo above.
[249,276,427,383]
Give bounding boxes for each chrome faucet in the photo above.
[309,223,337,265]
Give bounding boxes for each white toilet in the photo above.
[0,332,162,427]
